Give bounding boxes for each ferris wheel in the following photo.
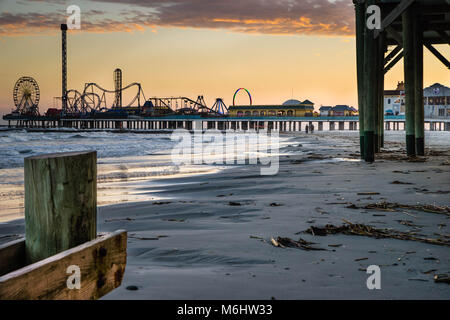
[12,76,40,116]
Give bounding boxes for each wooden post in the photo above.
[24,151,97,264]
[363,0,376,162]
[402,7,416,156]
[374,36,380,153]
[378,32,387,149]
[354,0,366,158]
[414,18,425,156]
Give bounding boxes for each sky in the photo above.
[0,0,449,117]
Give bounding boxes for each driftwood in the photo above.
[434,274,450,284]
[270,237,325,251]
[304,220,450,247]
[347,201,450,216]
[0,230,127,300]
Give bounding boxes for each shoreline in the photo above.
[0,132,449,299]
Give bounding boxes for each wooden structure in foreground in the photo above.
[353,0,450,162]
[0,231,127,300]
[0,151,127,300]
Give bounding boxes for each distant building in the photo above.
[319,106,333,116]
[384,81,405,115]
[332,105,357,116]
[384,82,449,118]
[319,105,357,117]
[424,83,450,118]
[228,99,315,117]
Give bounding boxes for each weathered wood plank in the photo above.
[0,239,26,277]
[0,230,127,300]
[24,151,97,263]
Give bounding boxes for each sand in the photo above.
[1,131,449,299]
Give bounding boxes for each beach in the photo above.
[0,130,449,299]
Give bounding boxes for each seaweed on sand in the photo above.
[270,237,326,251]
[304,219,450,247]
[346,201,450,216]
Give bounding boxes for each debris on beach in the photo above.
[270,236,326,251]
[315,207,329,214]
[249,235,265,241]
[269,202,283,207]
[346,201,450,216]
[433,274,450,284]
[228,201,242,206]
[354,257,368,262]
[105,217,135,222]
[423,257,439,261]
[163,218,186,222]
[152,201,172,205]
[357,192,380,196]
[129,234,168,240]
[390,180,413,185]
[422,269,437,274]
[395,220,423,228]
[413,188,450,194]
[307,154,331,160]
[126,285,139,291]
[303,219,450,247]
[393,170,410,174]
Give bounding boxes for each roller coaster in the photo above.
[64,82,146,114]
[146,96,228,116]
[60,69,227,117]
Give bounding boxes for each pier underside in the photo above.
[354,0,450,162]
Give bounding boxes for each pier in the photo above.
[354,0,450,161]
[4,115,450,132]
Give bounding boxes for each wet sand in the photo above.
[1,131,449,299]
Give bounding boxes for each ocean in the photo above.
[0,129,294,222]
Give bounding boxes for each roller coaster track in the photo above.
[147,96,226,115]
[82,82,146,109]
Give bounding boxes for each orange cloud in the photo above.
[0,0,355,37]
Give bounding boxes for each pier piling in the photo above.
[402,7,416,156]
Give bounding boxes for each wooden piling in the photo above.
[378,32,387,149]
[414,17,425,156]
[363,0,376,162]
[374,36,380,153]
[402,7,416,156]
[24,151,97,264]
[354,0,366,158]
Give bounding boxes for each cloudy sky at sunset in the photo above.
[0,0,448,116]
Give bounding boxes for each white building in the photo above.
[424,83,450,118]
[384,82,449,118]
[384,81,405,115]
